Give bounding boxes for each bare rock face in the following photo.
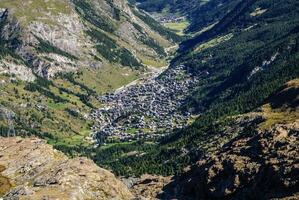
[175,121,299,200]
[0,137,133,200]
[0,9,21,42]
[130,174,172,200]
[0,8,36,81]
[0,59,36,82]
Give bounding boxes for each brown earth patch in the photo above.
[0,165,11,196]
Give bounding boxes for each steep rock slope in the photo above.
[174,121,299,200]
[0,137,133,199]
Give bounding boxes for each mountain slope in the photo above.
[0,0,182,150]
[168,0,299,169]
[171,121,299,200]
[169,80,299,198]
[0,0,179,79]
[0,1,298,199]
[131,0,243,36]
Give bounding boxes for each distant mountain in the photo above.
[130,0,242,34]
[130,0,202,13]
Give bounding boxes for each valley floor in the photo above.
[90,64,201,144]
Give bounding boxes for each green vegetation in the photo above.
[69,0,298,177]
[72,0,116,33]
[129,0,170,12]
[0,0,72,25]
[60,72,96,95]
[131,8,182,43]
[105,0,122,21]
[0,41,15,59]
[139,36,166,57]
[129,0,202,14]
[258,79,299,130]
[130,0,230,35]
[140,56,167,68]
[0,54,140,147]
[194,33,233,52]
[259,103,298,130]
[1,0,298,179]
[187,0,242,33]
[35,36,78,60]
[0,76,90,148]
[86,28,142,69]
[164,20,189,36]
[73,67,139,94]
[0,18,22,60]
[72,0,172,67]
[25,81,68,103]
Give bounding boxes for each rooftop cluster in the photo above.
[90,65,201,144]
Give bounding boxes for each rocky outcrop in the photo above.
[0,8,36,81]
[130,174,172,200]
[175,121,299,200]
[0,8,21,43]
[0,137,133,200]
[0,59,35,81]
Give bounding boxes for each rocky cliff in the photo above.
[0,137,133,200]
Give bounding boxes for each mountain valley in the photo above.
[0,0,298,199]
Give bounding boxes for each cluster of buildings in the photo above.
[160,16,186,24]
[90,65,201,144]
